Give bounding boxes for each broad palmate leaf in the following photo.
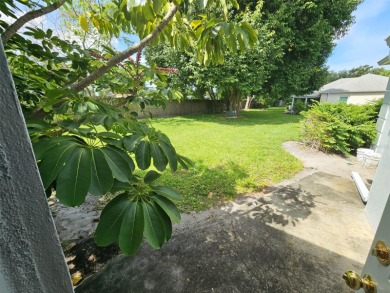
[33,136,134,207]
[56,147,92,206]
[95,173,182,255]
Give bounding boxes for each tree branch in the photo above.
[70,4,178,93]
[1,0,68,44]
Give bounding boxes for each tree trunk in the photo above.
[244,96,254,110]
[225,87,242,117]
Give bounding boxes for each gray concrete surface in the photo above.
[76,168,374,293]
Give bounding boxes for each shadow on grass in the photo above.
[151,108,303,127]
[159,161,254,213]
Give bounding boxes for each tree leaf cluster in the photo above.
[324,65,390,84]
[146,0,361,109]
[1,0,255,255]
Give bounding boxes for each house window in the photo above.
[339,96,348,103]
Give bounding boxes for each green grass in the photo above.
[146,107,303,212]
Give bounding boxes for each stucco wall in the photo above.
[320,92,384,104]
[0,263,9,292]
[0,40,73,292]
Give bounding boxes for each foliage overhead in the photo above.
[1,0,256,255]
[324,65,390,84]
[146,0,361,109]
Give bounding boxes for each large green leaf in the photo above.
[38,142,76,189]
[101,146,132,182]
[123,134,143,151]
[153,0,164,12]
[89,149,114,196]
[143,3,155,21]
[56,147,92,207]
[110,180,135,193]
[97,132,123,140]
[150,142,168,171]
[142,201,165,249]
[153,194,181,223]
[95,194,132,246]
[156,132,172,144]
[105,145,135,172]
[100,137,124,149]
[239,22,257,44]
[135,140,151,170]
[177,154,194,170]
[152,186,181,202]
[33,136,75,161]
[158,141,177,172]
[152,202,172,242]
[144,170,161,183]
[119,201,144,255]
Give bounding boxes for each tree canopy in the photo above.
[0,0,257,255]
[325,65,390,84]
[146,0,361,109]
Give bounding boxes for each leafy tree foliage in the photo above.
[146,0,361,110]
[0,0,256,255]
[325,65,390,84]
[145,3,267,113]
[255,0,361,100]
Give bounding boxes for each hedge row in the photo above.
[301,100,382,155]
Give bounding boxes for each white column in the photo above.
[365,74,390,231]
[374,79,390,155]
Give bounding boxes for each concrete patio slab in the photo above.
[76,169,373,293]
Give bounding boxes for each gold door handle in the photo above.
[372,240,390,265]
[342,270,377,293]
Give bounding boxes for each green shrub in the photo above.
[292,100,307,114]
[301,102,379,155]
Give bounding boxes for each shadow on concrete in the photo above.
[75,172,365,293]
[223,185,315,227]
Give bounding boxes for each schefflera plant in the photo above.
[95,170,181,255]
[33,111,192,255]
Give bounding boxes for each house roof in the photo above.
[320,74,389,94]
[292,91,320,99]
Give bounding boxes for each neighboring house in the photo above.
[291,73,389,108]
[319,73,389,105]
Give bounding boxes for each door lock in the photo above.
[372,240,390,265]
[342,270,377,293]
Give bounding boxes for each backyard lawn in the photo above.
[146,107,303,212]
